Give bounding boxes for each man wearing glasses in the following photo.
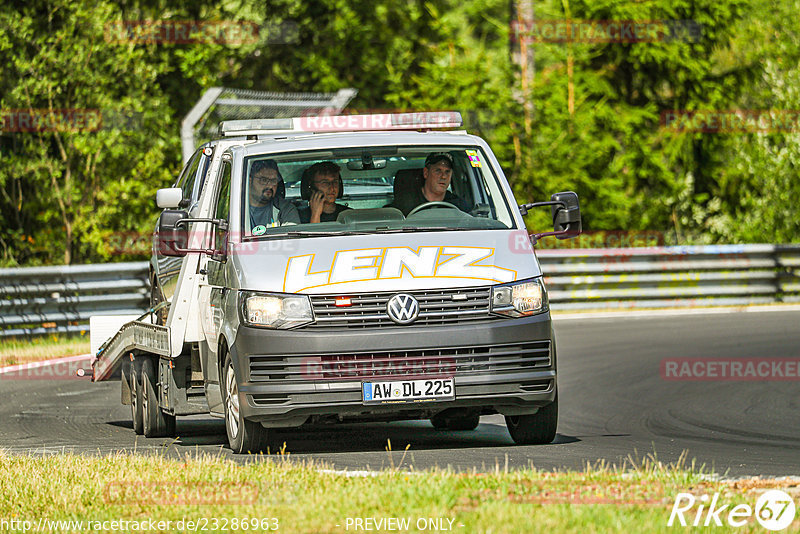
[248,159,300,232]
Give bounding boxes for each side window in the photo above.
[180,152,203,203]
[174,150,200,193]
[193,154,211,201]
[214,159,232,251]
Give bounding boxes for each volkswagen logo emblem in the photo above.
[386,294,420,325]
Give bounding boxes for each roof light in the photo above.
[218,118,293,136]
[217,112,463,137]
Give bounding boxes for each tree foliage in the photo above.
[0,0,798,266]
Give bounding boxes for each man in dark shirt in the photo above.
[393,152,468,216]
[248,159,300,233]
[298,161,352,223]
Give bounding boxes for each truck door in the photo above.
[198,155,232,413]
[153,149,208,304]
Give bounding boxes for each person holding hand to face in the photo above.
[298,161,352,223]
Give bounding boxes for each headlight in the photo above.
[240,291,314,329]
[490,277,548,317]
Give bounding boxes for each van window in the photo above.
[175,150,202,202]
[242,146,516,238]
[214,159,232,251]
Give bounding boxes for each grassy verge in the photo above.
[0,333,90,367]
[1,452,796,533]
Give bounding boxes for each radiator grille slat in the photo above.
[249,341,551,382]
[306,286,499,329]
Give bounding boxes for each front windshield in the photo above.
[242,145,515,237]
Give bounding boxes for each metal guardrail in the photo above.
[0,262,149,338]
[0,245,798,337]
[537,244,800,310]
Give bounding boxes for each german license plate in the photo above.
[362,378,454,404]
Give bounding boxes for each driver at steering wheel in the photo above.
[393,152,469,216]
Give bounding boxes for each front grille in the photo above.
[249,340,551,383]
[307,286,500,329]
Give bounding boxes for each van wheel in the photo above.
[223,353,269,453]
[447,414,480,431]
[130,360,144,435]
[430,412,480,431]
[505,394,558,445]
[430,413,448,429]
[141,358,176,438]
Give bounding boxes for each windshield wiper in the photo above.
[260,227,476,238]
[279,230,374,237]
[381,226,470,232]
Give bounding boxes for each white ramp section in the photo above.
[91,321,170,382]
[89,315,142,356]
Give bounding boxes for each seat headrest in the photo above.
[336,207,405,224]
[393,168,424,198]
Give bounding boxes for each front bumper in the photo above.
[229,313,556,427]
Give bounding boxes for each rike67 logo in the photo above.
[669,490,797,531]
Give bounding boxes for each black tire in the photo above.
[430,413,448,429]
[130,360,144,435]
[447,414,480,431]
[505,394,558,445]
[430,411,480,431]
[222,353,269,453]
[141,357,176,438]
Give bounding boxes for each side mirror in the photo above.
[550,191,581,239]
[156,188,184,209]
[156,209,188,257]
[520,191,582,243]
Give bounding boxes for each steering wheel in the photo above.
[407,201,460,217]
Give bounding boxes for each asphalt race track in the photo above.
[1,309,798,477]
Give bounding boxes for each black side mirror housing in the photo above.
[156,209,188,257]
[550,191,581,239]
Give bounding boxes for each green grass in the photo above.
[0,333,90,367]
[1,451,795,533]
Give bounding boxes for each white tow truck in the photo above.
[90,112,581,452]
